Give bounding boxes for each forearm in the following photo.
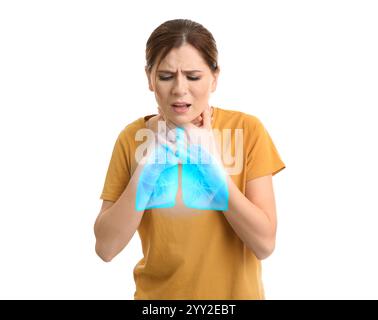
[94,162,146,262]
[223,174,276,260]
[201,141,276,259]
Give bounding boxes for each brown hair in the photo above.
[145,19,219,78]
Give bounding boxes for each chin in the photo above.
[168,112,192,121]
[169,116,192,126]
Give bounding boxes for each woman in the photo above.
[94,19,286,299]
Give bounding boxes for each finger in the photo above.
[202,106,212,130]
[180,121,197,131]
[155,114,163,123]
[157,107,177,132]
[147,115,158,131]
[179,122,199,145]
[166,119,177,132]
[188,113,202,126]
[193,115,202,122]
[158,106,170,125]
[192,117,202,127]
[156,133,177,156]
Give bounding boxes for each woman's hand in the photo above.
[146,105,218,164]
[146,110,176,157]
[149,106,213,135]
[136,109,179,211]
[179,106,229,210]
[180,106,221,164]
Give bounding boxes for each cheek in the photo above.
[154,81,170,95]
[154,90,169,107]
[191,84,211,99]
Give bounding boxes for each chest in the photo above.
[158,164,193,216]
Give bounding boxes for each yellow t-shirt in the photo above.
[100,106,286,299]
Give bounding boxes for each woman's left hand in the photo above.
[180,106,222,164]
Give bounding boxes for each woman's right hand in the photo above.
[136,108,179,211]
[145,106,208,163]
[146,107,178,155]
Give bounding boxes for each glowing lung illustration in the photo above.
[136,127,229,211]
[135,143,179,211]
[182,144,229,211]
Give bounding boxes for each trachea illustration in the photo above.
[136,127,229,212]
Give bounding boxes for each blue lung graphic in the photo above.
[136,127,229,211]
[182,144,229,211]
[135,143,179,211]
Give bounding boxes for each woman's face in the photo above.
[146,43,219,126]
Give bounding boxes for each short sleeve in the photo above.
[100,129,131,202]
[245,116,286,181]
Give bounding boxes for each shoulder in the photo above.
[117,114,155,142]
[214,106,264,130]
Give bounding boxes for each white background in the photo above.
[1,0,377,299]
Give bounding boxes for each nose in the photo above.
[171,74,187,96]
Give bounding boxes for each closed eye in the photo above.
[158,76,200,81]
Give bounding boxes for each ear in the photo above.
[210,66,220,93]
[145,66,154,92]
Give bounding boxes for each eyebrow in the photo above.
[157,69,203,74]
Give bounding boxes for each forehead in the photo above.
[158,44,208,70]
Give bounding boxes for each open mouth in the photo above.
[171,103,191,114]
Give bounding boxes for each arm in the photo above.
[223,174,277,260]
[176,106,279,259]
[94,160,147,262]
